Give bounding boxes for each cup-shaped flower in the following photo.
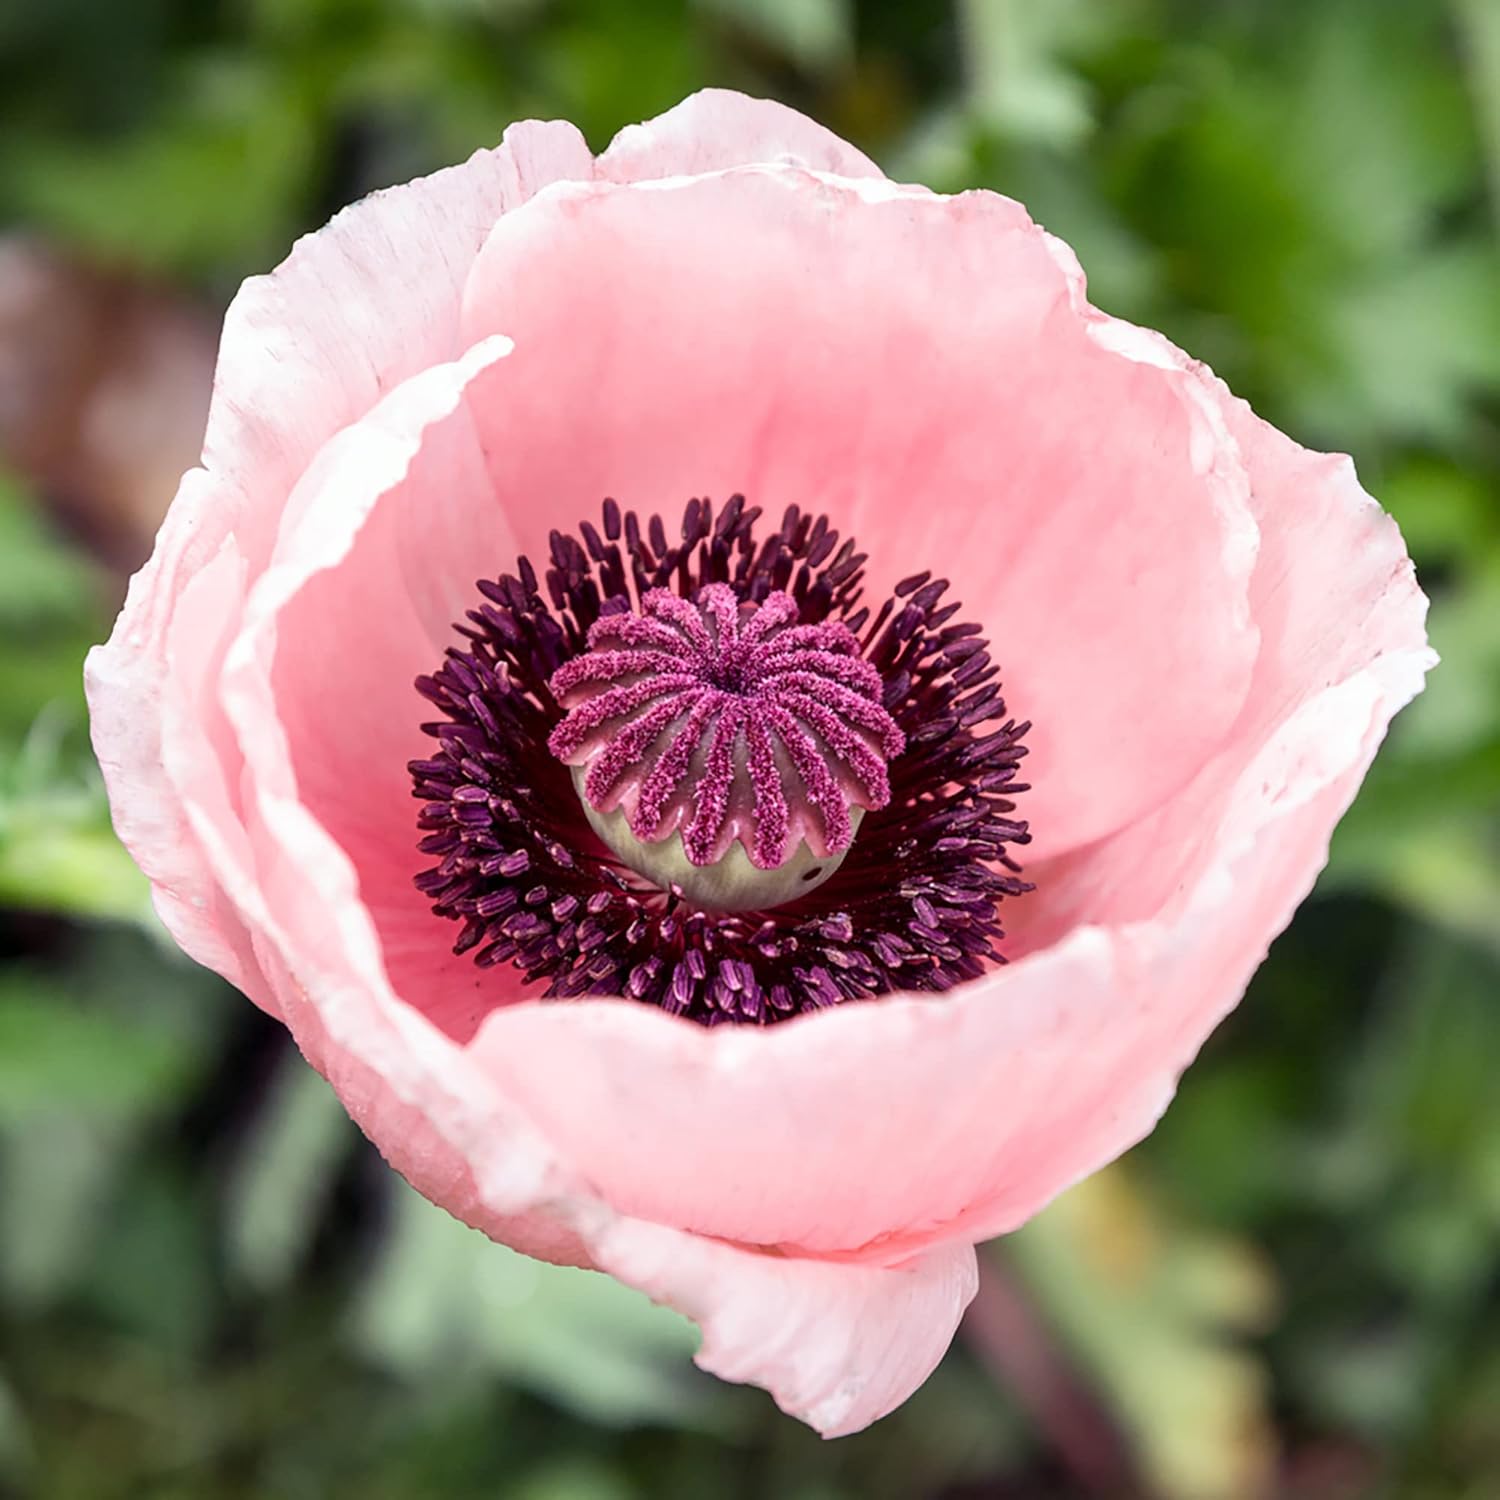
[86,90,1434,1436]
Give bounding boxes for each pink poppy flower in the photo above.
[86,90,1434,1435]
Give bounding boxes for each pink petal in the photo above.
[591,1219,978,1438]
[143,522,275,1009]
[207,341,979,1430]
[459,166,1260,860]
[461,383,1431,1258]
[87,91,1434,1438]
[278,937,595,1270]
[83,324,597,1266]
[87,120,594,1014]
[88,97,864,1005]
[1006,388,1437,958]
[228,337,530,1041]
[191,351,599,1267]
[596,87,884,184]
[204,121,593,565]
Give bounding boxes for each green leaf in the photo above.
[0,1112,129,1308]
[0,1371,30,1487]
[0,475,107,752]
[0,755,152,925]
[507,1459,640,1500]
[351,1182,740,1432]
[223,1054,357,1293]
[694,0,852,74]
[0,933,226,1309]
[78,1162,218,1355]
[1317,242,1500,443]
[958,0,1103,147]
[1378,457,1498,562]
[0,970,195,1121]
[1,59,314,278]
[1008,1168,1277,1500]
[0,471,100,631]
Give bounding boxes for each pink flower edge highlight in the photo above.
[85,88,1435,1437]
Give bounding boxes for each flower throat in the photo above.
[409,496,1032,1025]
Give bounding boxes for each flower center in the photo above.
[545,586,904,910]
[409,495,1032,1025]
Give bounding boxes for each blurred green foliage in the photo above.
[1,1,1498,1496]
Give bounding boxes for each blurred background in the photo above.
[1,1,1497,1496]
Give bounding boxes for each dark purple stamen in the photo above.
[410,496,1031,1026]
[548,584,903,870]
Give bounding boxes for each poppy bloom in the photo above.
[86,91,1433,1434]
